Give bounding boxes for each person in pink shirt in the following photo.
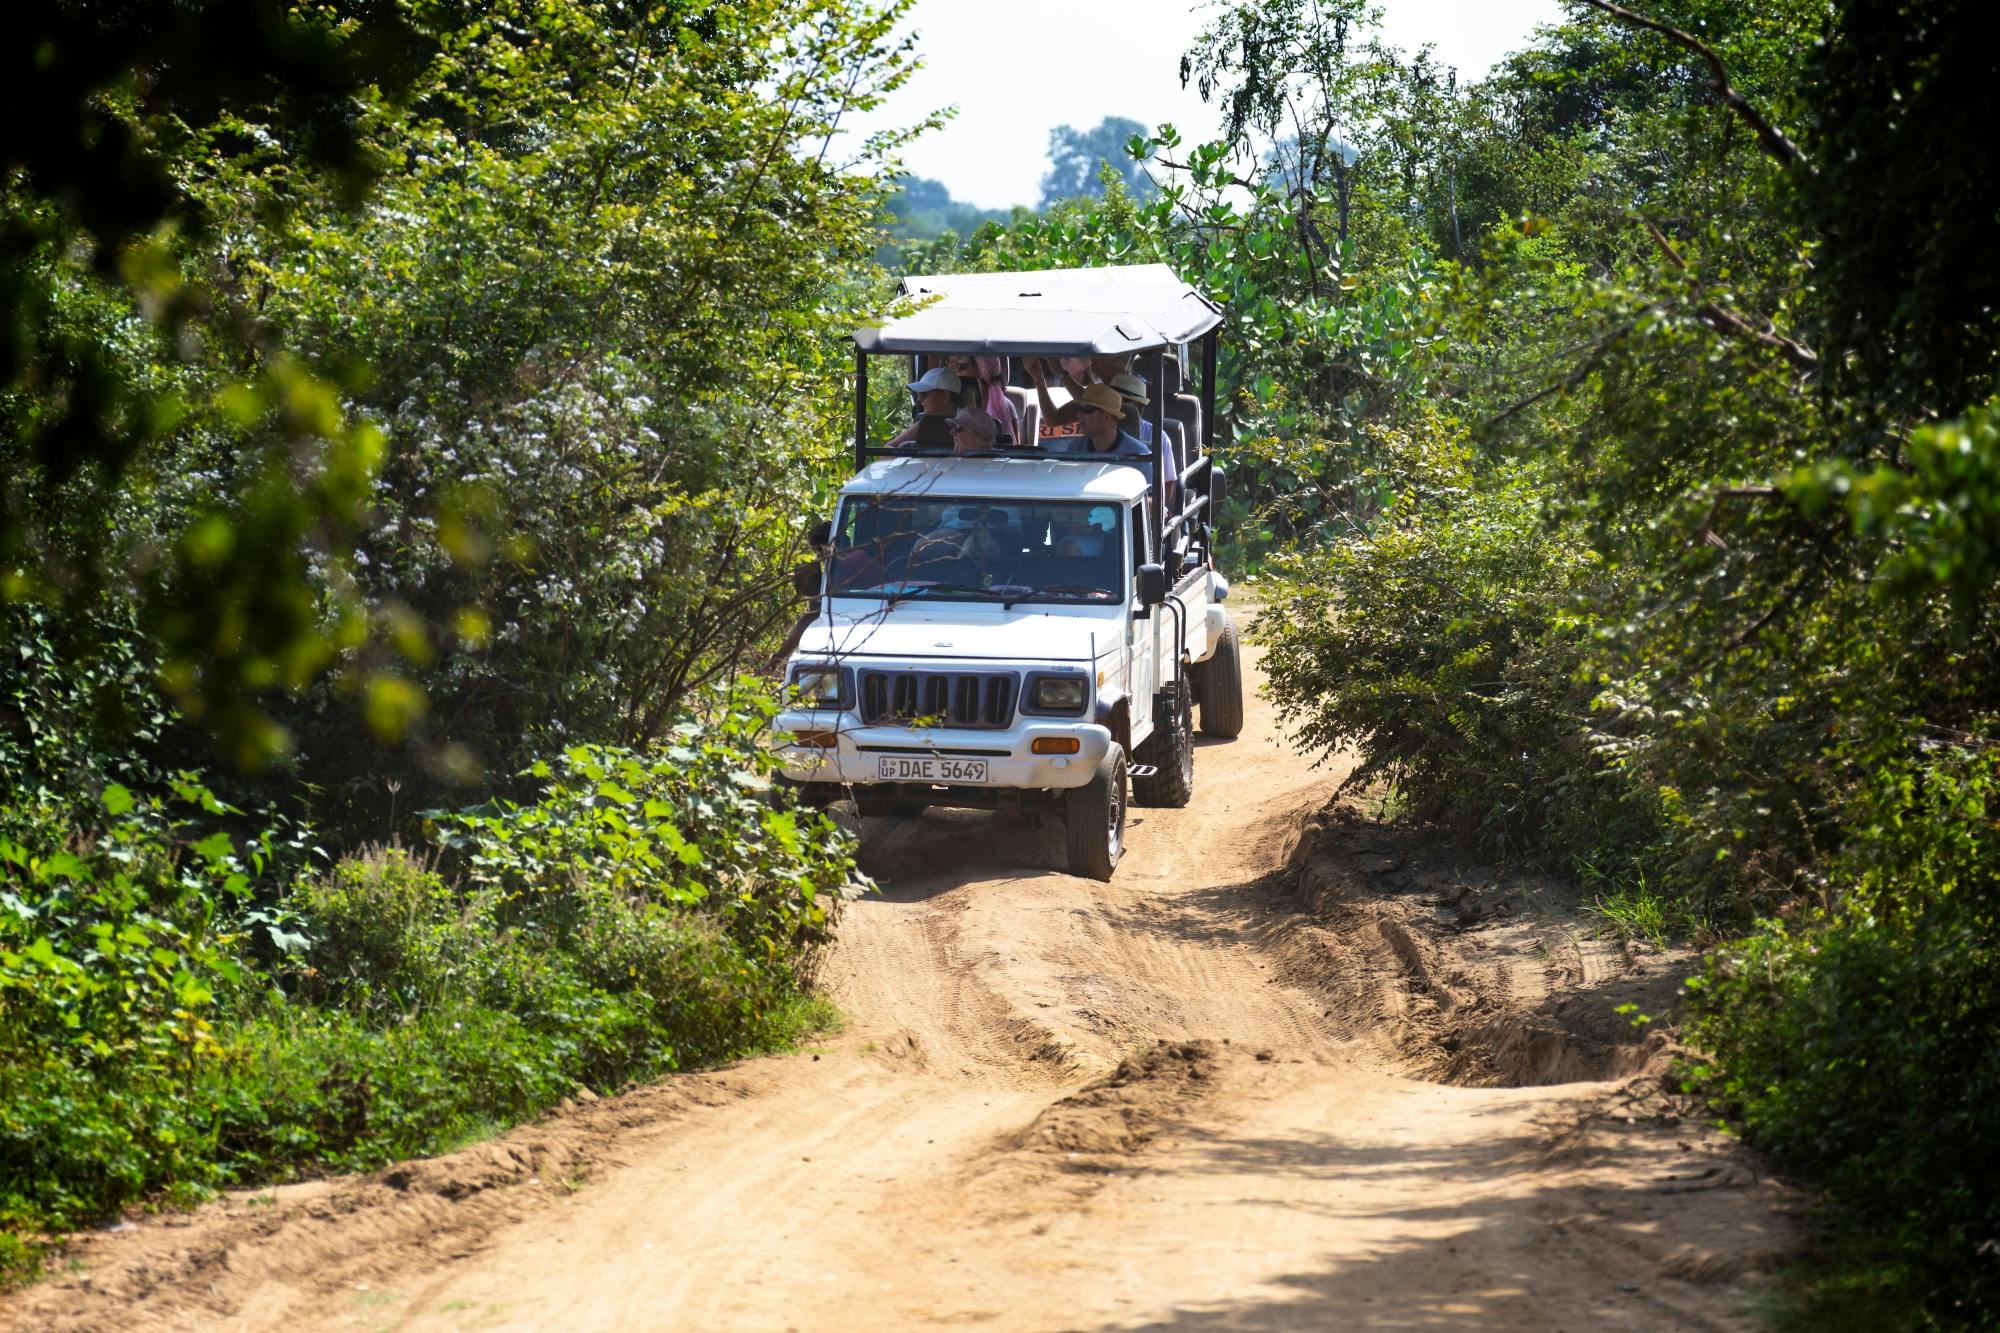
[948,354,1022,445]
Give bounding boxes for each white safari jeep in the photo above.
[773,265,1243,879]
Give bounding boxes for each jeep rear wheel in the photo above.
[1065,744,1127,881]
[1133,677,1194,808]
[1198,617,1245,738]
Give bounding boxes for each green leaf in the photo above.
[173,971,214,1007]
[102,783,136,815]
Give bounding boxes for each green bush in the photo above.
[1685,746,2000,1327]
[1258,414,1653,863]
[0,696,864,1284]
[291,847,475,1019]
[431,701,858,986]
[0,777,263,1233]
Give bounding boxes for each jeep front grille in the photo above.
[858,670,1017,729]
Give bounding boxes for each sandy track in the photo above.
[7,633,1795,1332]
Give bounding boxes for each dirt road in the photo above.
[10,634,1796,1332]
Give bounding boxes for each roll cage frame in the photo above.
[849,264,1225,585]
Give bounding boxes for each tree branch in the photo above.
[1481,319,1637,428]
[1642,220,1820,373]
[1580,0,1807,169]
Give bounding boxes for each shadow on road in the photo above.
[1069,1106,1792,1331]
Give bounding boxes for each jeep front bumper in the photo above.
[772,714,1113,791]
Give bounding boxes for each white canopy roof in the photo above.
[841,455,1151,503]
[853,264,1224,356]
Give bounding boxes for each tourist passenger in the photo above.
[1047,383,1150,460]
[1023,356,1083,441]
[1045,353,1131,396]
[1027,353,1144,437]
[949,355,1022,444]
[1109,371,1180,504]
[947,405,1000,455]
[1108,372,1157,447]
[1055,504,1118,558]
[886,366,963,447]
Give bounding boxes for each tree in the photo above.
[1038,117,1155,208]
[882,175,1010,241]
[0,0,435,763]
[2,0,928,819]
[1251,1,2000,1317]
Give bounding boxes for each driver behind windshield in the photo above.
[826,500,1119,603]
[1054,505,1117,558]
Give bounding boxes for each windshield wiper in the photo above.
[1001,583,1114,609]
[886,581,996,606]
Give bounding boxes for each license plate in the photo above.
[876,756,988,783]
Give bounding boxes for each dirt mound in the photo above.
[1017,1039,1220,1158]
[1276,806,1688,1088]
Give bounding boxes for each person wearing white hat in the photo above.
[1109,370,1180,504]
[886,365,965,447]
[1108,371,1158,446]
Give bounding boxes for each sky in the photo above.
[841,0,1567,212]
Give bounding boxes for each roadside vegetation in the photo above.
[1,0,893,1286]
[892,0,1998,1323]
[5,0,1995,1324]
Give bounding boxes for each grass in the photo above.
[763,994,845,1049]
[1755,1235,1949,1333]
[0,989,846,1296]
[1577,863,1703,948]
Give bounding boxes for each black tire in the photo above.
[1065,744,1127,881]
[854,787,926,819]
[1132,676,1195,808]
[1198,617,1245,738]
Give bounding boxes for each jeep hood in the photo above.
[794,603,1115,664]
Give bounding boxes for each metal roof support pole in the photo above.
[1152,355,1170,577]
[853,347,869,471]
[1200,329,1217,451]
[1199,329,1218,554]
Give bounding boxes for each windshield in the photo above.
[827,497,1124,604]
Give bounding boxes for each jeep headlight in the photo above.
[1029,674,1088,713]
[789,664,848,710]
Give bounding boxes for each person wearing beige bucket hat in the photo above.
[1108,371,1156,445]
[1047,382,1151,458]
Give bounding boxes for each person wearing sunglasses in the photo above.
[1046,382,1151,459]
[947,405,1000,455]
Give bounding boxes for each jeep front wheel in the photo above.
[854,787,926,819]
[1065,744,1127,880]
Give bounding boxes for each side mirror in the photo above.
[1137,562,1167,607]
[791,562,823,597]
[1208,462,1227,512]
